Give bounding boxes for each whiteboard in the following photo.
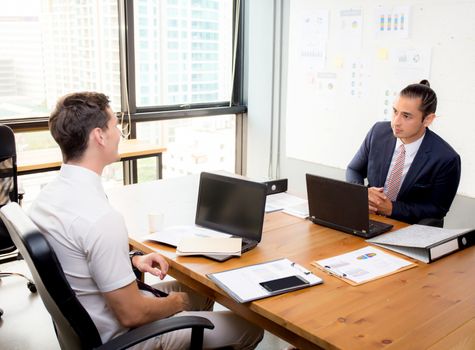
[285,0,475,197]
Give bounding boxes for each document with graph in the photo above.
[312,246,416,286]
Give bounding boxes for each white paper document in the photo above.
[141,225,231,247]
[283,201,309,218]
[314,246,415,285]
[207,258,323,303]
[265,192,308,216]
[176,237,242,257]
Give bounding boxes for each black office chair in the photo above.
[0,124,36,318]
[0,202,214,349]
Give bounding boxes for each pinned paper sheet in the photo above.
[176,237,242,256]
[333,56,344,69]
[377,47,389,60]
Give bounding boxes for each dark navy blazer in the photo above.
[346,121,461,224]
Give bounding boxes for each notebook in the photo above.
[195,172,267,261]
[306,174,393,238]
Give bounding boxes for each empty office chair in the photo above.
[0,202,214,350]
[0,124,19,262]
[0,124,36,318]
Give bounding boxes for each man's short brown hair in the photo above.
[49,92,111,162]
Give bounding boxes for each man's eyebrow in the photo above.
[393,107,413,117]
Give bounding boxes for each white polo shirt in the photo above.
[28,164,136,343]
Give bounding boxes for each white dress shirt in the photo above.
[28,164,136,343]
[384,133,425,195]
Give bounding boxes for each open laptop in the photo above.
[195,172,267,261]
[306,174,393,238]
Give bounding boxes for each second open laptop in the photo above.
[306,174,393,238]
[195,172,267,262]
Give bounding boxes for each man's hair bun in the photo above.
[419,79,430,87]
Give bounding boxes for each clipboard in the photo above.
[207,258,323,303]
[312,246,417,286]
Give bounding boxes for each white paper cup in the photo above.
[148,212,164,233]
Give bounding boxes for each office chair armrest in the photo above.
[97,315,214,350]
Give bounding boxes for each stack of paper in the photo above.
[141,225,231,247]
[176,237,242,257]
[265,192,308,217]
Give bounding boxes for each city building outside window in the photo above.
[134,0,232,107]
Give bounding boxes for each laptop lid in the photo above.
[306,174,371,236]
[195,172,267,243]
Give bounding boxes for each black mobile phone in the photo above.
[259,275,309,293]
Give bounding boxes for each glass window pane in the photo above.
[20,172,59,210]
[135,115,235,180]
[0,0,121,120]
[134,0,233,107]
[16,130,123,209]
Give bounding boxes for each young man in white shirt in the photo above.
[29,92,263,349]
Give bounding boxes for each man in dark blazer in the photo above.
[346,81,461,224]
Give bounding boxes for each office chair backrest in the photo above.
[0,202,103,350]
[0,124,18,206]
[0,124,19,256]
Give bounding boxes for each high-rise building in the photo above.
[41,0,121,110]
[135,0,231,106]
[135,0,234,178]
[0,0,121,119]
[0,12,45,118]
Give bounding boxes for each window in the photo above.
[136,115,236,181]
[0,0,120,120]
[134,0,232,107]
[16,129,123,209]
[5,0,244,192]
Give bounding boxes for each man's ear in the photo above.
[90,127,105,146]
[423,113,435,127]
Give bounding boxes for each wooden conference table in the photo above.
[17,139,166,179]
[107,176,475,350]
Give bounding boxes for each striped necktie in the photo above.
[385,144,406,201]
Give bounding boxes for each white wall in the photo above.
[244,0,475,228]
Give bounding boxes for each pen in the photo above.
[291,262,311,275]
[324,265,347,278]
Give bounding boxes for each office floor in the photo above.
[0,259,291,350]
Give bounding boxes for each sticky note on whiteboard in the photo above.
[377,48,389,60]
[333,56,344,68]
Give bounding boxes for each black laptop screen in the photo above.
[195,172,267,241]
[306,174,369,232]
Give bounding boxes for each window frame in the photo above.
[122,0,246,119]
[3,0,246,125]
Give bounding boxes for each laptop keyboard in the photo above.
[368,222,378,232]
[230,236,257,253]
[368,220,391,234]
